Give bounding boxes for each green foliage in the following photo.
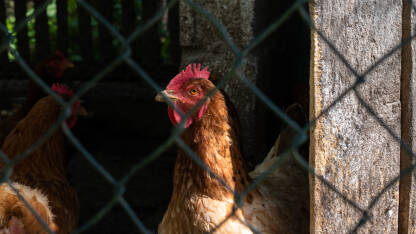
[5,0,172,64]
[6,15,16,61]
[26,4,35,58]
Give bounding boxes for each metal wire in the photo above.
[0,0,414,233]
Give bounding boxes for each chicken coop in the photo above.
[0,0,414,233]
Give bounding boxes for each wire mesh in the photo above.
[0,0,414,233]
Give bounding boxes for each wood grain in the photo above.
[310,0,402,233]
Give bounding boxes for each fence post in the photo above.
[0,0,7,64]
[34,0,50,60]
[310,0,402,233]
[14,0,30,62]
[399,1,416,233]
[179,0,259,163]
[167,1,180,67]
[77,0,93,61]
[57,0,68,54]
[94,0,115,61]
[140,0,161,68]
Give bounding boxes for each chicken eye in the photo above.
[189,89,198,96]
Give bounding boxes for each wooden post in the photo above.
[14,0,30,62]
[34,0,50,60]
[399,0,416,233]
[57,0,68,54]
[77,0,93,61]
[94,0,114,61]
[167,1,180,67]
[121,0,135,36]
[140,0,161,68]
[121,0,139,59]
[310,0,402,233]
[0,0,7,63]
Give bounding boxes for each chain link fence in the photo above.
[0,0,414,233]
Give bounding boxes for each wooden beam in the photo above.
[34,0,50,60]
[310,0,402,233]
[14,0,30,62]
[140,0,161,68]
[0,0,7,63]
[94,0,114,61]
[399,0,416,233]
[77,0,93,61]
[57,0,68,54]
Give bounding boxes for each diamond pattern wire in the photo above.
[0,0,414,233]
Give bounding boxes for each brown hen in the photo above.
[0,51,74,146]
[156,64,309,234]
[0,83,85,234]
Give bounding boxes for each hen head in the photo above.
[52,83,87,128]
[36,50,74,80]
[155,64,215,128]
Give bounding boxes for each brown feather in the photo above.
[0,182,58,234]
[0,52,73,147]
[0,96,79,234]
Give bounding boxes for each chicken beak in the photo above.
[77,105,88,116]
[155,90,178,103]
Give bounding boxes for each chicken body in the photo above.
[0,51,73,146]
[157,64,309,233]
[0,95,80,234]
[0,182,57,234]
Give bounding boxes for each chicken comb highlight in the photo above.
[52,83,73,97]
[167,64,210,90]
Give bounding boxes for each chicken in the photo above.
[0,83,86,234]
[0,182,57,234]
[155,64,309,233]
[0,51,74,146]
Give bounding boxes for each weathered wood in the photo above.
[77,0,93,61]
[310,0,401,233]
[121,0,135,36]
[399,1,416,233]
[140,0,161,68]
[57,0,68,54]
[0,0,7,63]
[34,0,50,60]
[179,0,258,162]
[121,0,140,60]
[94,0,115,61]
[167,1,180,67]
[14,0,30,62]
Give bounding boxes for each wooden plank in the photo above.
[121,0,140,60]
[140,0,161,68]
[57,0,68,54]
[94,0,114,61]
[167,1,180,66]
[399,1,416,233]
[121,0,135,36]
[310,0,402,233]
[77,0,93,61]
[34,0,50,60]
[0,0,7,63]
[14,0,30,61]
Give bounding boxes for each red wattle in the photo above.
[168,106,192,128]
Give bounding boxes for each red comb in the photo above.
[167,64,210,90]
[51,83,73,97]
